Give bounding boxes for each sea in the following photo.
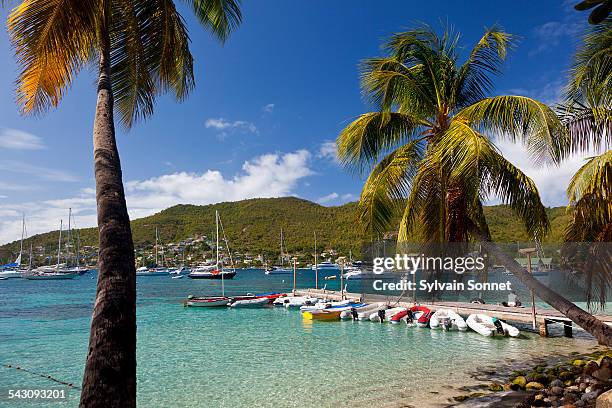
[0,268,600,408]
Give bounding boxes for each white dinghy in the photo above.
[369,307,406,322]
[466,314,520,337]
[429,309,467,331]
[340,303,387,320]
[230,297,270,308]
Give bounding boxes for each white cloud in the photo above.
[262,103,275,113]
[317,192,357,205]
[0,129,45,150]
[0,161,77,182]
[494,140,601,207]
[0,150,313,244]
[317,140,339,163]
[205,118,258,140]
[317,192,339,204]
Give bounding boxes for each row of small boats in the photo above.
[295,298,519,337]
[185,292,285,308]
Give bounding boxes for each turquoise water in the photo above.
[0,269,598,408]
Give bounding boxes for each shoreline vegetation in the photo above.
[0,199,575,264]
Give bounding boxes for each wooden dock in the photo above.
[293,288,612,338]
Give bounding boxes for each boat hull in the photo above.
[24,273,77,280]
[188,271,237,279]
[230,298,269,308]
[186,297,230,307]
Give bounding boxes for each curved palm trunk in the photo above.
[476,233,612,346]
[79,21,137,408]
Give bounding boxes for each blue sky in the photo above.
[0,1,592,243]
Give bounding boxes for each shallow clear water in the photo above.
[0,269,598,408]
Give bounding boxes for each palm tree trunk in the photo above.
[475,232,611,346]
[79,16,137,408]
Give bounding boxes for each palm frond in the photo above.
[360,57,435,117]
[557,102,612,153]
[7,0,99,114]
[357,141,423,235]
[567,18,612,106]
[336,112,427,172]
[433,120,550,239]
[397,156,445,243]
[186,0,241,42]
[111,0,194,128]
[457,26,515,108]
[457,95,567,164]
[565,150,612,241]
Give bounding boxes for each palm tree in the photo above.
[6,1,241,406]
[337,25,611,345]
[560,18,611,310]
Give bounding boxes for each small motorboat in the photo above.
[300,299,353,312]
[273,296,319,308]
[324,275,337,280]
[264,266,293,275]
[171,275,184,279]
[466,313,520,337]
[369,307,406,322]
[390,306,433,327]
[357,304,389,320]
[429,309,467,331]
[185,295,230,307]
[302,302,366,321]
[340,303,388,320]
[230,297,270,308]
[302,309,343,321]
[255,292,286,304]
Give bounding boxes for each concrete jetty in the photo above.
[292,288,612,338]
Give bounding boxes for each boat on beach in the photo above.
[273,296,319,308]
[466,313,520,337]
[429,309,467,331]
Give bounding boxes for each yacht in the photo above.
[311,260,339,270]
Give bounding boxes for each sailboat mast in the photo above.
[67,208,72,265]
[57,220,63,268]
[216,210,224,296]
[155,228,159,266]
[280,228,284,268]
[19,214,24,264]
[314,231,318,290]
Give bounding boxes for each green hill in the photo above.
[0,197,570,264]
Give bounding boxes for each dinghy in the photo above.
[357,304,389,320]
[300,299,353,312]
[369,307,406,322]
[230,297,270,308]
[466,314,520,337]
[186,295,230,307]
[302,302,366,321]
[389,306,432,326]
[274,296,319,308]
[429,309,467,331]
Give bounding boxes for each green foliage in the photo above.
[0,198,570,263]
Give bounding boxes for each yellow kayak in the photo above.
[302,309,343,321]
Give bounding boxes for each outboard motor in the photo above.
[442,318,452,331]
[492,317,505,335]
[405,310,414,325]
[377,309,386,323]
[351,307,358,320]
